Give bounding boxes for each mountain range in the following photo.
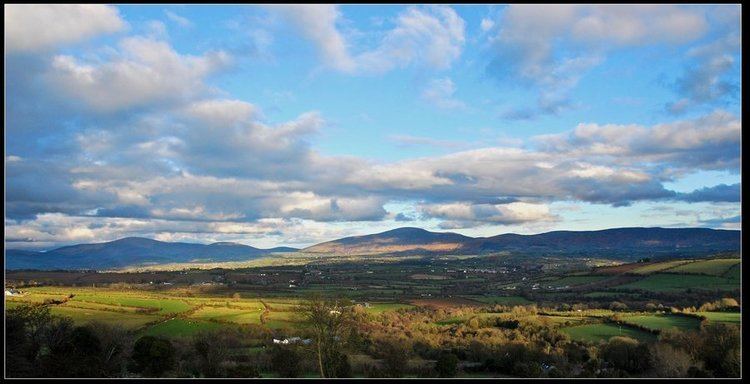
[5,227,741,270]
[303,227,741,259]
[5,237,297,270]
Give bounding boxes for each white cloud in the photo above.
[356,5,466,73]
[270,5,466,74]
[47,36,231,112]
[5,4,126,53]
[535,110,741,174]
[272,4,356,72]
[183,99,259,127]
[419,201,557,228]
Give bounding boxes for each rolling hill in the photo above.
[5,237,298,270]
[303,227,473,255]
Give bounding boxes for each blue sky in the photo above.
[4,5,741,249]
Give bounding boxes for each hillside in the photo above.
[303,227,473,255]
[5,237,298,270]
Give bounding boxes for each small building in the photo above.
[273,337,312,345]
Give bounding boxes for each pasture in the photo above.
[697,311,741,324]
[615,273,738,292]
[560,323,656,343]
[49,306,156,328]
[666,258,740,276]
[621,314,701,331]
[630,260,690,275]
[142,318,224,338]
[189,306,263,324]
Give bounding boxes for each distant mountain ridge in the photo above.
[5,227,740,270]
[5,237,298,270]
[303,226,740,260]
[463,227,741,259]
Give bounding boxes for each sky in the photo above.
[4,4,742,250]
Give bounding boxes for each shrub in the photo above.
[649,343,693,377]
[600,336,650,373]
[435,351,459,378]
[699,323,740,377]
[269,345,301,378]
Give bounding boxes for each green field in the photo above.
[666,258,740,276]
[141,318,223,337]
[70,294,192,314]
[697,311,741,324]
[49,306,157,328]
[561,323,656,343]
[616,273,739,292]
[630,260,690,275]
[189,306,263,324]
[621,314,701,331]
[61,300,149,313]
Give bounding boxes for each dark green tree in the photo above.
[600,336,651,373]
[41,324,104,377]
[130,336,176,377]
[193,330,231,377]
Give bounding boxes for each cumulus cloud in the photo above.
[5,4,126,53]
[355,5,466,73]
[6,69,741,243]
[272,4,356,72]
[341,146,671,206]
[46,36,231,112]
[270,5,465,74]
[419,201,558,228]
[534,110,741,175]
